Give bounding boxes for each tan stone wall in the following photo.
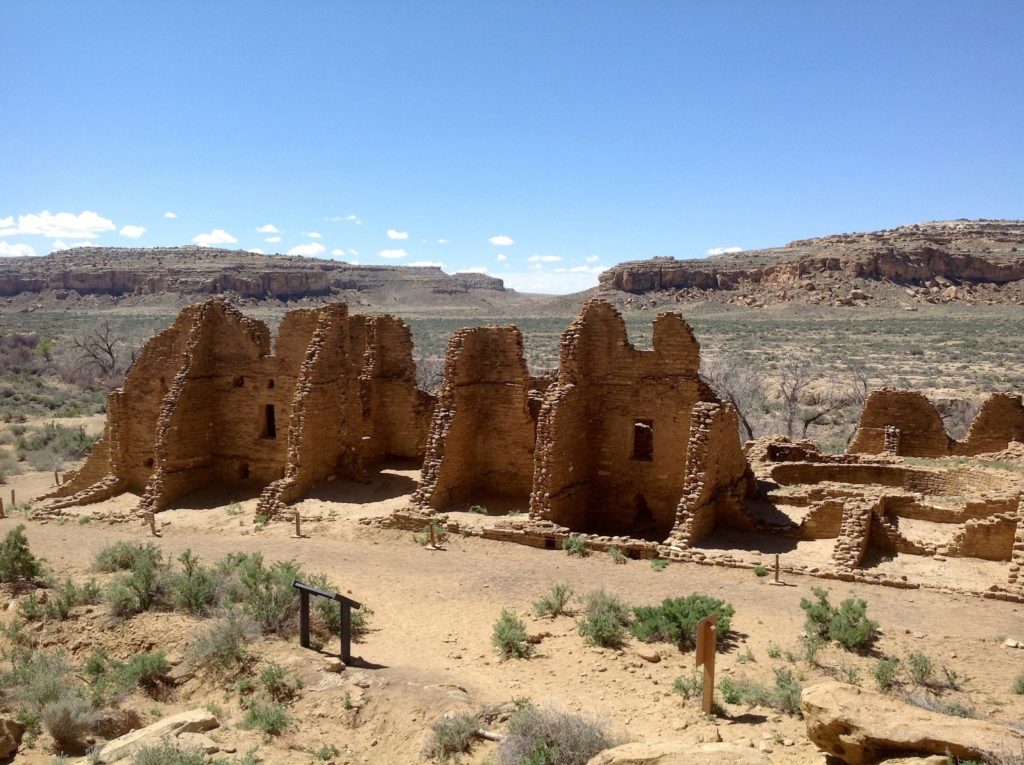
[957,393,1024,455]
[415,326,535,511]
[849,389,952,457]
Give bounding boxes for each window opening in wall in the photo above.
[632,419,654,461]
[264,404,277,439]
[143,457,154,468]
[268,379,275,389]
[233,375,245,388]
[240,463,250,479]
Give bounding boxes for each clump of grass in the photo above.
[717,667,803,716]
[630,594,734,651]
[800,587,877,652]
[533,584,574,619]
[241,701,291,737]
[577,590,631,649]
[41,693,94,753]
[0,524,42,583]
[671,673,703,700]
[874,657,901,691]
[188,611,257,670]
[468,504,487,515]
[423,713,479,761]
[43,577,102,621]
[496,702,620,765]
[608,548,627,565]
[1013,672,1024,695]
[650,558,668,572]
[93,540,162,573]
[563,535,588,557]
[753,565,769,578]
[492,610,533,660]
[906,651,934,686]
[131,743,206,765]
[259,662,300,703]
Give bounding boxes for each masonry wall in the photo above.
[414,326,536,511]
[529,300,751,542]
[958,393,1024,455]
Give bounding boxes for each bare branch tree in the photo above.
[702,354,767,441]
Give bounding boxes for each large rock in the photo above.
[586,741,771,765]
[0,716,25,759]
[96,708,219,763]
[801,682,1024,764]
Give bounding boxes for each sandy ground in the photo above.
[2,466,1023,764]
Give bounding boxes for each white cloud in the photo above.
[437,238,449,244]
[265,236,281,243]
[378,249,407,259]
[495,253,507,262]
[51,240,70,252]
[386,229,409,240]
[304,231,323,239]
[249,248,265,255]
[706,246,743,256]
[489,234,514,246]
[163,211,177,219]
[586,255,599,262]
[409,260,444,268]
[555,265,606,274]
[0,241,37,257]
[256,224,280,234]
[456,266,488,274]
[493,269,602,294]
[192,229,238,245]
[331,248,359,258]
[528,254,561,263]
[119,224,145,239]
[0,210,115,238]
[287,242,326,257]
[326,214,362,225]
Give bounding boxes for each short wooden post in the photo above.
[54,471,60,486]
[774,553,780,584]
[340,602,352,663]
[695,614,717,715]
[10,490,14,508]
[294,510,302,538]
[429,522,437,548]
[0,497,5,519]
[147,512,158,537]
[298,589,310,648]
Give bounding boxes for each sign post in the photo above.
[695,614,717,715]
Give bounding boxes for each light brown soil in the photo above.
[3,466,1023,764]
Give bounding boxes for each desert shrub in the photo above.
[16,590,44,621]
[3,650,74,713]
[630,595,734,651]
[93,541,162,573]
[44,578,102,621]
[1013,673,1024,695]
[562,535,588,557]
[650,558,668,572]
[17,423,97,471]
[241,702,291,737]
[753,565,769,578]
[259,663,299,703]
[0,524,42,583]
[230,554,302,635]
[119,651,169,691]
[717,668,802,715]
[0,451,18,482]
[906,651,934,686]
[497,703,620,765]
[41,693,94,752]
[608,548,627,565]
[577,590,631,649]
[671,673,703,700]
[874,658,901,691]
[104,553,171,617]
[533,584,574,619]
[188,611,257,670]
[167,549,219,616]
[131,742,206,765]
[799,588,877,651]
[423,713,479,761]
[492,609,532,660]
[905,689,976,719]
[303,572,372,641]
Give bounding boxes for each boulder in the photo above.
[0,716,25,760]
[586,741,771,764]
[96,708,219,763]
[801,682,1024,764]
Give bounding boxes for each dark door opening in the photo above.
[632,419,654,461]
[264,404,277,439]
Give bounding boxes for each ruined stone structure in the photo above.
[43,298,434,515]
[850,389,1024,457]
[411,300,754,545]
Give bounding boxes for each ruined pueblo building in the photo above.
[43,298,434,515]
[414,299,756,546]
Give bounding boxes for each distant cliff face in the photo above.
[0,246,508,302]
[600,220,1024,295]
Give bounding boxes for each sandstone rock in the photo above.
[0,716,25,760]
[801,682,1024,764]
[586,741,771,764]
[97,708,219,763]
[176,732,220,754]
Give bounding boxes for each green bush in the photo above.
[492,609,532,660]
[608,548,627,565]
[671,673,703,700]
[799,588,877,651]
[17,423,97,471]
[241,702,291,737]
[259,663,299,703]
[753,565,769,578]
[131,742,206,765]
[650,558,668,572]
[16,591,44,621]
[577,590,631,649]
[41,694,94,753]
[44,578,102,621]
[562,535,588,557]
[497,703,620,765]
[169,550,219,616]
[533,584,574,619]
[1013,672,1024,695]
[104,554,171,617]
[630,595,734,651]
[717,668,802,716]
[423,713,479,761]
[119,651,169,691]
[3,650,74,712]
[0,524,42,583]
[93,540,162,573]
[874,658,901,692]
[188,611,257,670]
[906,651,934,686]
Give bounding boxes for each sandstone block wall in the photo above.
[413,326,536,511]
[850,389,1024,457]
[44,298,434,516]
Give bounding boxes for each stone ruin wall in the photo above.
[850,388,1024,457]
[413,326,537,512]
[43,298,434,516]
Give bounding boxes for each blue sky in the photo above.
[2,1,1021,294]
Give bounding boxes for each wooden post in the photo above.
[774,553,780,584]
[429,522,437,548]
[298,590,310,648]
[695,614,717,715]
[10,490,14,508]
[0,497,5,519]
[147,512,158,537]
[340,602,352,663]
[294,510,302,538]
[54,471,60,486]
